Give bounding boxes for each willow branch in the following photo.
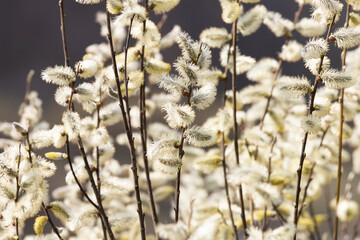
[334,3,351,240]
[106,12,146,240]
[293,13,338,240]
[58,0,69,67]
[42,203,63,240]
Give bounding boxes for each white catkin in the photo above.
[321,69,357,89]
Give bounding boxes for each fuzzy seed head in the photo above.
[200,27,231,48]
[162,103,195,129]
[45,152,68,160]
[150,0,180,14]
[301,115,321,134]
[337,199,359,222]
[279,40,303,62]
[277,76,312,98]
[301,38,328,60]
[264,11,294,37]
[237,5,267,36]
[41,66,76,86]
[190,83,217,110]
[331,26,360,49]
[62,111,81,139]
[296,18,327,37]
[107,0,123,15]
[321,69,356,89]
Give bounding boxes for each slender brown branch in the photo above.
[272,202,286,224]
[139,1,159,235]
[106,12,146,240]
[24,70,35,105]
[65,136,99,209]
[42,203,63,240]
[230,7,247,236]
[222,132,238,240]
[298,162,316,218]
[334,4,351,240]
[59,0,70,67]
[293,14,338,240]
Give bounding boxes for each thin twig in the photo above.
[106,12,146,240]
[139,1,159,235]
[42,203,63,240]
[230,4,247,236]
[222,132,238,240]
[293,14,338,240]
[58,0,70,67]
[298,162,316,218]
[334,3,351,240]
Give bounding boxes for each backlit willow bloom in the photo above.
[279,40,303,62]
[107,0,123,15]
[321,69,356,89]
[75,0,102,4]
[162,103,195,129]
[153,157,182,174]
[55,86,72,107]
[331,26,360,49]
[336,199,359,222]
[246,58,278,82]
[301,115,321,134]
[158,74,188,96]
[264,11,293,37]
[185,125,217,147]
[277,76,312,98]
[296,18,327,37]
[200,27,231,48]
[193,155,222,173]
[304,56,330,75]
[149,0,180,14]
[237,4,267,36]
[41,66,76,86]
[145,58,171,75]
[75,60,98,79]
[115,1,147,26]
[62,111,81,139]
[313,0,343,17]
[219,0,242,24]
[190,83,217,110]
[301,38,328,60]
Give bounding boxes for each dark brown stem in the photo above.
[293,14,337,240]
[42,203,63,240]
[231,8,247,236]
[65,136,99,209]
[298,162,316,218]
[272,202,286,224]
[334,4,351,240]
[23,70,35,105]
[319,125,329,147]
[139,1,159,234]
[106,12,146,240]
[77,136,116,240]
[222,132,238,240]
[58,0,70,67]
[25,131,32,164]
